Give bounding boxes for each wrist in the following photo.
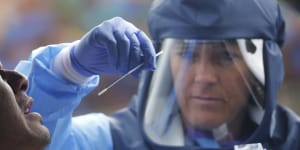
[69,41,97,77]
[52,45,94,84]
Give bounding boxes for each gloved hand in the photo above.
[70,17,156,77]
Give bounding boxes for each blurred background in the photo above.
[0,0,299,116]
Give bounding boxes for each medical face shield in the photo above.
[143,38,266,148]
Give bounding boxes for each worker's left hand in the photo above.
[69,17,156,77]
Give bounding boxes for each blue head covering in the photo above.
[148,0,285,46]
[145,0,286,146]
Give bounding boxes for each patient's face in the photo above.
[0,62,50,150]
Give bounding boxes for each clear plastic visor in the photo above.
[143,38,265,147]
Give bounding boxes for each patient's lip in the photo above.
[24,97,33,114]
[26,112,42,123]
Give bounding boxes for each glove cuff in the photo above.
[52,45,95,84]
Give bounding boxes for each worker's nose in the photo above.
[193,56,218,87]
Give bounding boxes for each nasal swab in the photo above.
[98,51,163,96]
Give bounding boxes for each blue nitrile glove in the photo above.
[70,17,156,77]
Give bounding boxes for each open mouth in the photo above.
[23,98,33,114]
[22,98,43,123]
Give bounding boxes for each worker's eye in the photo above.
[176,50,200,62]
[215,50,239,66]
[176,50,192,58]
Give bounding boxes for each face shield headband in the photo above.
[143,38,266,148]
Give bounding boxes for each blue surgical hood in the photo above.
[140,0,286,147]
[148,0,285,46]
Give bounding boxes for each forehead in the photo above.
[167,40,239,52]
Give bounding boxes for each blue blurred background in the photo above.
[0,0,299,115]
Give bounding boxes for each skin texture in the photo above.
[170,41,251,139]
[0,62,50,150]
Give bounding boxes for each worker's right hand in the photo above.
[70,17,156,77]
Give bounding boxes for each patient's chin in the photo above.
[25,112,50,146]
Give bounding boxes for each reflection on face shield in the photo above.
[171,40,251,126]
[144,38,265,147]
